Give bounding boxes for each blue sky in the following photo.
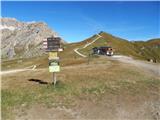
[1,1,160,42]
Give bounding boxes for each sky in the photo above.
[1,1,160,42]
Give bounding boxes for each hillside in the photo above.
[1,31,160,120]
[76,32,160,62]
[133,39,160,62]
[1,18,65,60]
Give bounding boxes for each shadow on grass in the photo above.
[28,79,48,84]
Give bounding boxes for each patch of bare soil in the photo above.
[73,93,160,120]
[14,93,160,120]
[15,104,77,120]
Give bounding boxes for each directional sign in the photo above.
[49,65,60,72]
[43,37,63,52]
[47,37,60,51]
[48,52,58,60]
[49,59,59,66]
[43,39,48,49]
[49,60,60,72]
[58,48,63,52]
[42,36,63,85]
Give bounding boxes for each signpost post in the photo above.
[43,36,63,86]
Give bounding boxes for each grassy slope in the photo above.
[1,55,49,71]
[79,32,160,62]
[133,39,160,62]
[2,57,160,119]
[1,32,160,119]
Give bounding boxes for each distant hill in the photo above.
[132,38,160,62]
[74,31,160,62]
[1,18,65,60]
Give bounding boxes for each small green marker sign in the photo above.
[49,60,60,72]
[49,65,60,72]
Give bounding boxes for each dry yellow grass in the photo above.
[2,56,160,119]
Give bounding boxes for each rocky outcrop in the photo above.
[1,18,64,59]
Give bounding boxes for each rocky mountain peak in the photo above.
[1,17,64,59]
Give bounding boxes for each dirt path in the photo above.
[0,65,37,75]
[110,55,160,77]
[74,48,87,57]
[74,34,102,57]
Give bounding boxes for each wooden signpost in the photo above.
[43,36,63,86]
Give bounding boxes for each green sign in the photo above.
[49,65,60,72]
[49,60,60,72]
[49,60,59,66]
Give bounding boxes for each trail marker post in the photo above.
[43,36,63,86]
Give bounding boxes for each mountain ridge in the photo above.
[1,17,65,60]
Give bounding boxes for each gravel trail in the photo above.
[111,55,160,77]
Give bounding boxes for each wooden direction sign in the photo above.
[43,37,64,52]
[43,37,61,52]
[43,39,48,49]
[43,36,63,85]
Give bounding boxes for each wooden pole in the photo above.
[53,72,57,86]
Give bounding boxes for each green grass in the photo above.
[1,83,75,119]
[1,55,49,71]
